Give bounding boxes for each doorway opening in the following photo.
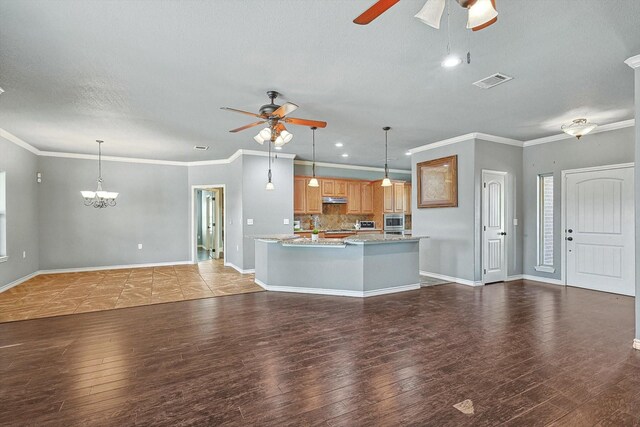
[192,185,225,264]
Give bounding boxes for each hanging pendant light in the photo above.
[381,127,392,187]
[308,127,319,187]
[265,138,275,191]
[81,140,119,208]
[561,118,598,139]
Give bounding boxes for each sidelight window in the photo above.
[535,174,554,272]
[0,171,6,262]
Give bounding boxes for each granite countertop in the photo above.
[252,234,298,241]
[345,234,423,244]
[294,229,383,233]
[281,238,348,247]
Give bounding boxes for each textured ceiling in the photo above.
[0,0,639,168]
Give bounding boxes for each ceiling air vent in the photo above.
[193,145,209,151]
[473,73,513,89]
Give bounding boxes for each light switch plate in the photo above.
[247,219,254,225]
[138,244,143,250]
[283,218,290,225]
[513,218,518,226]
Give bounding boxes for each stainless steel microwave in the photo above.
[384,214,404,231]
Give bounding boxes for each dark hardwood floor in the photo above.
[1,279,639,426]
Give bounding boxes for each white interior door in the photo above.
[482,171,507,284]
[565,166,635,296]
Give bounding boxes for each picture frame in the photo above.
[416,155,458,208]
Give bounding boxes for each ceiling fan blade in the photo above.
[353,0,400,25]
[283,117,327,128]
[220,107,262,118]
[271,102,298,118]
[229,121,265,133]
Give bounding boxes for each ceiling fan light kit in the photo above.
[414,0,446,28]
[466,0,498,29]
[561,119,598,139]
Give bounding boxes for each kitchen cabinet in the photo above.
[346,181,361,214]
[306,178,322,214]
[404,183,412,215]
[383,185,394,213]
[294,176,306,214]
[393,182,404,213]
[361,182,373,214]
[321,179,347,197]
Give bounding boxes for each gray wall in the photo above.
[522,126,635,281]
[474,140,524,280]
[294,163,411,182]
[37,157,190,270]
[634,67,640,340]
[412,139,476,281]
[0,136,40,287]
[242,155,294,270]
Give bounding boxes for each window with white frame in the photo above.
[0,171,6,262]
[536,174,554,271]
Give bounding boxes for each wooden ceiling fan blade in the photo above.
[220,107,262,118]
[353,0,400,25]
[284,117,327,128]
[229,121,266,133]
[271,102,298,118]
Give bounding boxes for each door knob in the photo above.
[567,229,573,233]
[499,232,507,236]
[567,237,573,241]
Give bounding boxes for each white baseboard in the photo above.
[521,274,564,286]
[633,339,640,351]
[224,262,255,274]
[506,275,524,281]
[255,278,420,298]
[37,260,193,275]
[0,271,40,293]
[420,271,482,287]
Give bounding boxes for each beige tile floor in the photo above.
[0,259,263,323]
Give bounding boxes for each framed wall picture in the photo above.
[417,155,458,208]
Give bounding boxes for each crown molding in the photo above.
[625,54,640,69]
[0,128,296,166]
[522,119,635,147]
[409,132,523,154]
[294,160,411,175]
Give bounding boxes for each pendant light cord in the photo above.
[312,127,316,178]
[268,139,272,182]
[97,140,103,183]
[384,129,389,178]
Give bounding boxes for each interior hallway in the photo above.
[0,259,263,323]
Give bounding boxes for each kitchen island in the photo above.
[253,234,424,297]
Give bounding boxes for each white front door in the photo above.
[565,166,635,296]
[482,171,507,284]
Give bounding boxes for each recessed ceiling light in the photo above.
[335,142,344,148]
[275,146,282,150]
[0,86,4,95]
[405,151,412,156]
[441,55,462,68]
[341,153,349,158]
[193,145,209,151]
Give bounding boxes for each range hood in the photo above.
[322,197,348,204]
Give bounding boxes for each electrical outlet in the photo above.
[138,244,143,250]
[247,219,254,225]
[23,251,26,259]
[283,218,290,225]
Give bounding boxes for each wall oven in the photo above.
[384,214,404,233]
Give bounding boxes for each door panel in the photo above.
[482,172,506,283]
[566,167,634,295]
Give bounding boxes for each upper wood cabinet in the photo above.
[383,185,394,213]
[393,182,405,213]
[321,179,335,197]
[321,179,348,197]
[404,183,412,215]
[306,178,322,214]
[361,182,373,214]
[294,176,307,214]
[346,181,361,214]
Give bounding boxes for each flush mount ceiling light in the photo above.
[561,119,598,139]
[354,0,497,31]
[381,127,392,187]
[341,153,349,158]
[308,127,319,187]
[81,140,119,208]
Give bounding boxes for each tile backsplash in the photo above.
[295,204,374,230]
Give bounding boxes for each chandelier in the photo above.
[81,140,119,208]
